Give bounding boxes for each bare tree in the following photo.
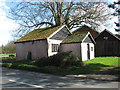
[8,1,112,37]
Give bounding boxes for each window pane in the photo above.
[91,47,93,51]
[52,44,59,52]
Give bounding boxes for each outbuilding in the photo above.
[60,32,96,61]
[95,29,120,57]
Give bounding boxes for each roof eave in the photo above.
[15,38,47,44]
[61,42,82,44]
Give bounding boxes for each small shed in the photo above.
[95,29,120,57]
[59,32,96,61]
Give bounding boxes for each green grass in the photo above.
[0,53,16,57]
[0,54,8,56]
[84,57,119,70]
[84,57,119,66]
[1,57,120,75]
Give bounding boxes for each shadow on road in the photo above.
[2,68,118,88]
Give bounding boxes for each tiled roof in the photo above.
[15,25,63,43]
[62,32,88,43]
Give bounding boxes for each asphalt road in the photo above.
[1,67,119,88]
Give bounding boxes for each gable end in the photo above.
[49,25,71,40]
[82,32,96,44]
[83,35,93,43]
[95,30,120,41]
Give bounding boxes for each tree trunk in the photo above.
[56,15,63,26]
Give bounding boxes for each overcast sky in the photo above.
[0,0,118,46]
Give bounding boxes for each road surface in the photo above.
[1,67,119,88]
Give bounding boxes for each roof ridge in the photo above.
[95,29,120,41]
[73,25,99,33]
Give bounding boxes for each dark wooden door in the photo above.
[87,44,90,60]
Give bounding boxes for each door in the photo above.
[87,44,90,60]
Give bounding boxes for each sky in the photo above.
[0,0,19,46]
[0,0,119,46]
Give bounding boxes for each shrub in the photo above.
[2,63,12,68]
[34,57,50,67]
[34,51,83,67]
[40,66,61,73]
[16,64,40,70]
[67,66,80,70]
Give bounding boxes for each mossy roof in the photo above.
[73,25,99,38]
[16,25,63,43]
[62,32,88,44]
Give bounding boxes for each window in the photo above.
[103,37,108,40]
[91,47,93,51]
[52,44,59,52]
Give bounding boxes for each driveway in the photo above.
[1,67,119,88]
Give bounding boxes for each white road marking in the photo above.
[9,79,44,88]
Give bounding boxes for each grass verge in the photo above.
[1,57,120,75]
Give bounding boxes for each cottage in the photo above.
[95,29,120,57]
[60,32,96,61]
[15,25,71,60]
[15,25,96,61]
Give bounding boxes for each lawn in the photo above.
[84,57,119,70]
[84,57,119,66]
[1,57,120,75]
[0,53,16,57]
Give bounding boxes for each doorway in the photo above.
[87,44,90,60]
[27,51,32,60]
